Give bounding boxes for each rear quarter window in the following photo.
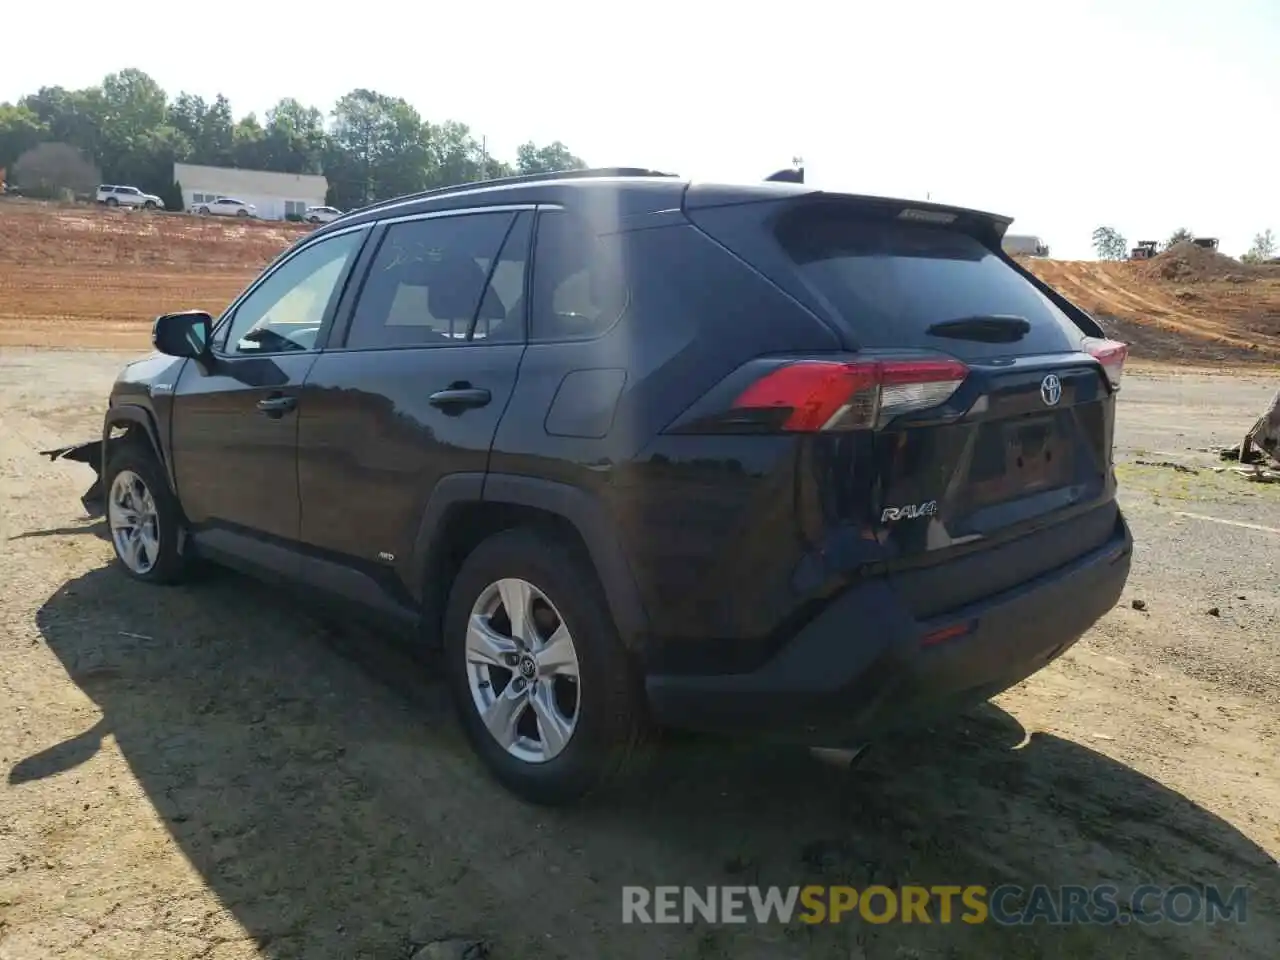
[776,210,1085,358]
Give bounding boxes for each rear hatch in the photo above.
[684,191,1128,618]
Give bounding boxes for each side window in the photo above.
[344,211,514,350]
[529,210,628,342]
[472,210,531,344]
[219,230,365,355]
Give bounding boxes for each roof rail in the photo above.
[340,167,680,221]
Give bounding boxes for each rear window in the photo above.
[776,210,1084,357]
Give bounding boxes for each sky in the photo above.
[2,0,1276,259]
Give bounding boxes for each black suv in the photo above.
[50,168,1133,804]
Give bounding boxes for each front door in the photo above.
[170,228,368,548]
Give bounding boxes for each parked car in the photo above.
[305,205,343,224]
[97,184,165,210]
[44,168,1132,805]
[195,197,255,218]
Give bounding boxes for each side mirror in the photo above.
[153,311,213,359]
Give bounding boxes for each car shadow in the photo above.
[7,517,109,542]
[19,563,1280,960]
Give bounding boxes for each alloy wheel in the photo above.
[465,577,581,763]
[107,470,160,575]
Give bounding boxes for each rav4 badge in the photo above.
[881,501,939,523]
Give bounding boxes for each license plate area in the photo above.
[967,414,1073,506]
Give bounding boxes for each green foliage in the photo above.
[2,68,585,211]
[1091,226,1127,261]
[0,103,47,167]
[162,179,184,212]
[516,140,586,175]
[1242,228,1275,264]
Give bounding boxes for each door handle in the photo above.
[428,386,491,409]
[257,395,297,417]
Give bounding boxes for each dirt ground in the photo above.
[0,200,305,350]
[1,349,1278,960]
[1022,254,1280,364]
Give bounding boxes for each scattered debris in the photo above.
[118,631,152,641]
[410,940,489,960]
[1131,599,1148,611]
[1230,465,1280,484]
[1207,607,1221,617]
[1136,459,1198,474]
[1237,387,1280,467]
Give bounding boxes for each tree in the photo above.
[1091,226,1127,261]
[0,104,48,168]
[263,98,326,174]
[516,140,586,175]
[1242,229,1275,263]
[164,179,185,212]
[11,142,99,199]
[1165,227,1193,250]
[327,89,431,207]
[5,69,587,210]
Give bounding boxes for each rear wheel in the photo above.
[443,527,650,805]
[105,197,118,208]
[103,443,188,585]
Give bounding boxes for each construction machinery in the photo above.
[1130,241,1159,260]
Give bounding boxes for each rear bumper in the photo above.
[645,515,1132,743]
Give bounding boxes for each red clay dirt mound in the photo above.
[1135,241,1262,284]
[0,199,311,349]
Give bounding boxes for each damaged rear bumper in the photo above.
[41,440,105,516]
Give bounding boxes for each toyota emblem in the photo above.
[1040,374,1062,407]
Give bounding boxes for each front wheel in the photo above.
[236,209,249,218]
[197,206,210,216]
[444,527,650,805]
[143,200,156,210]
[103,444,188,584]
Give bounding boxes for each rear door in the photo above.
[295,206,532,603]
[689,196,1127,613]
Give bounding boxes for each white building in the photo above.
[172,162,329,221]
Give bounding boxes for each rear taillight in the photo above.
[731,358,969,432]
[1084,338,1127,389]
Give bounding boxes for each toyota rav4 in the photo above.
[46,168,1133,805]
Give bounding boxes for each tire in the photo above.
[143,200,156,210]
[197,206,209,216]
[236,209,249,218]
[307,216,320,224]
[443,526,650,805]
[105,197,118,207]
[102,441,188,585]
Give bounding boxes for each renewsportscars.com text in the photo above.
[621,884,1248,926]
